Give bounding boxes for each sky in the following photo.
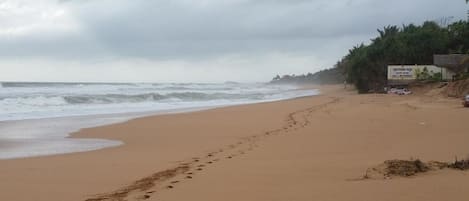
[0,0,467,83]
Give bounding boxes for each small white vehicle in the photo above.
[388,88,412,95]
[387,88,398,94]
[397,88,412,95]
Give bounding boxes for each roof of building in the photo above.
[434,54,469,72]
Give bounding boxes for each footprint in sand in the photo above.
[170,181,179,184]
[186,172,194,175]
[166,185,174,189]
[186,176,193,179]
[197,164,205,167]
[196,168,203,171]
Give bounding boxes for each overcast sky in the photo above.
[0,0,467,83]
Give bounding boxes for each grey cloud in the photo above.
[1,0,467,61]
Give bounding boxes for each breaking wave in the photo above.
[61,92,266,105]
[0,82,318,121]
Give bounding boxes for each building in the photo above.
[434,54,469,75]
[387,65,454,86]
[387,55,469,86]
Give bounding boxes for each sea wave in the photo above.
[63,93,167,104]
[0,82,138,88]
[1,96,68,106]
[0,92,268,106]
[61,92,266,104]
[0,82,317,121]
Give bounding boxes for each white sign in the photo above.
[387,65,443,80]
[388,66,415,80]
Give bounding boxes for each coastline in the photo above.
[1,85,469,201]
[0,86,318,160]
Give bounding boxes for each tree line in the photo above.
[338,20,469,93]
[270,68,343,85]
[272,20,469,92]
[273,0,469,91]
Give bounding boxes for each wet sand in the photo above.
[1,85,469,201]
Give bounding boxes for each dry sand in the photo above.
[1,85,469,201]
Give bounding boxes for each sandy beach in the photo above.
[1,85,469,201]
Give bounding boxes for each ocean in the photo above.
[0,82,318,159]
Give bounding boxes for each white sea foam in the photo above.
[0,82,317,121]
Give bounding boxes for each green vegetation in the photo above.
[272,14,469,91]
[337,20,469,93]
[414,67,442,82]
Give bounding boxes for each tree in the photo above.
[334,20,466,93]
[272,75,281,81]
[447,21,469,54]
